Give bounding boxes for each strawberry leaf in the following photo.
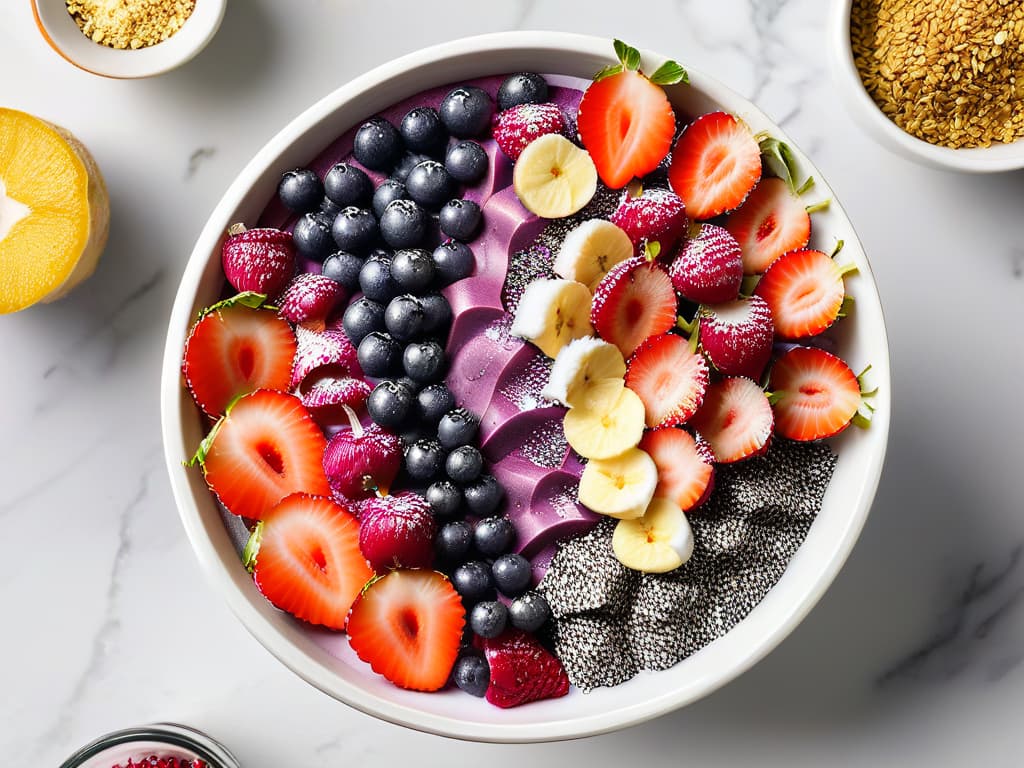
[242,521,264,572]
[649,60,689,86]
[594,63,623,82]
[198,291,268,319]
[613,39,642,71]
[187,417,224,468]
[759,136,805,194]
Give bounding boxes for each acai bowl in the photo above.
[160,31,891,742]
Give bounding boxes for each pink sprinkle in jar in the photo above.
[59,723,240,768]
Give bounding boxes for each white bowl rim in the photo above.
[160,30,892,743]
[829,0,1024,173]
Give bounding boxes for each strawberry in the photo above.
[725,177,811,274]
[221,225,296,298]
[492,102,565,160]
[482,629,570,708]
[276,273,346,330]
[358,491,436,571]
[198,389,331,519]
[625,333,709,428]
[182,301,296,418]
[668,111,762,220]
[668,222,743,304]
[347,569,465,692]
[754,248,857,339]
[291,324,361,390]
[609,187,688,254]
[322,404,402,500]
[247,493,371,630]
[591,256,677,356]
[769,346,865,441]
[298,369,371,424]
[698,295,774,380]
[688,376,773,463]
[639,427,715,512]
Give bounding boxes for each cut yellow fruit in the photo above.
[513,133,598,219]
[578,446,658,520]
[541,336,626,407]
[510,278,594,358]
[612,497,694,573]
[563,377,645,459]
[0,108,109,314]
[553,219,634,290]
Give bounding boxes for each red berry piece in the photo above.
[276,273,346,329]
[688,377,774,463]
[625,333,709,428]
[698,295,774,380]
[290,324,361,390]
[609,187,688,253]
[769,346,867,441]
[639,427,715,512]
[358,491,436,570]
[298,370,371,425]
[754,248,857,340]
[221,225,296,297]
[725,177,811,274]
[591,256,677,356]
[322,404,402,501]
[669,223,743,304]
[492,102,566,160]
[482,629,570,708]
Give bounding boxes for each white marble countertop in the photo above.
[3,0,1024,765]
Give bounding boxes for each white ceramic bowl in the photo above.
[31,0,225,79]
[161,31,892,742]
[830,0,1024,172]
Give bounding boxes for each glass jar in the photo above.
[60,723,240,768]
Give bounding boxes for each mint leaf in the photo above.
[594,63,623,82]
[613,39,641,71]
[649,60,689,86]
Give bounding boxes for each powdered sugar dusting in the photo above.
[501,353,554,411]
[515,417,569,469]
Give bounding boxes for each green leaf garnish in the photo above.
[643,240,661,261]
[594,63,624,81]
[242,521,264,572]
[613,39,642,71]
[648,60,689,86]
[198,291,268,319]
[759,136,809,195]
[187,416,224,468]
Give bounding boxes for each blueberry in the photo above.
[391,152,432,183]
[439,85,494,138]
[332,206,378,252]
[451,560,494,604]
[464,474,503,516]
[437,407,479,449]
[403,339,446,383]
[320,198,343,219]
[367,380,413,428]
[358,251,400,303]
[291,211,335,261]
[444,140,488,185]
[341,297,385,344]
[323,162,372,207]
[405,160,456,210]
[383,294,425,341]
[492,553,531,597]
[473,515,515,558]
[400,106,448,155]
[419,293,452,334]
[470,600,508,639]
[394,375,422,394]
[353,117,402,171]
[321,250,363,289]
[435,518,472,561]
[278,168,323,212]
[417,383,455,424]
[452,654,490,697]
[439,199,482,241]
[508,592,551,633]
[379,199,429,249]
[404,439,445,482]
[372,178,408,219]
[446,445,483,485]
[399,423,434,449]
[426,481,463,519]
[497,72,549,111]
[431,240,475,285]
[356,331,402,378]
[390,248,436,294]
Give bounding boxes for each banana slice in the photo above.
[541,336,626,407]
[578,446,658,520]
[513,133,598,219]
[553,219,634,290]
[510,278,594,358]
[563,378,645,459]
[612,498,694,573]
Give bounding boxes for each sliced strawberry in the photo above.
[754,248,856,339]
[770,346,864,441]
[482,629,570,708]
[688,376,773,463]
[725,177,811,274]
[668,111,762,220]
[200,389,331,519]
[591,256,677,356]
[625,333,709,428]
[249,493,371,630]
[277,273,346,330]
[291,324,361,390]
[577,69,676,189]
[668,222,743,304]
[698,295,774,380]
[639,427,715,512]
[347,569,465,692]
[609,187,688,254]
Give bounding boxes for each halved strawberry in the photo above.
[182,301,296,418]
[639,427,715,512]
[577,69,676,189]
[247,493,371,630]
[591,256,677,356]
[625,333,709,428]
[725,177,811,274]
[347,569,465,692]
[198,389,331,519]
[668,111,762,220]
[688,376,773,463]
[770,346,865,441]
[754,248,857,339]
